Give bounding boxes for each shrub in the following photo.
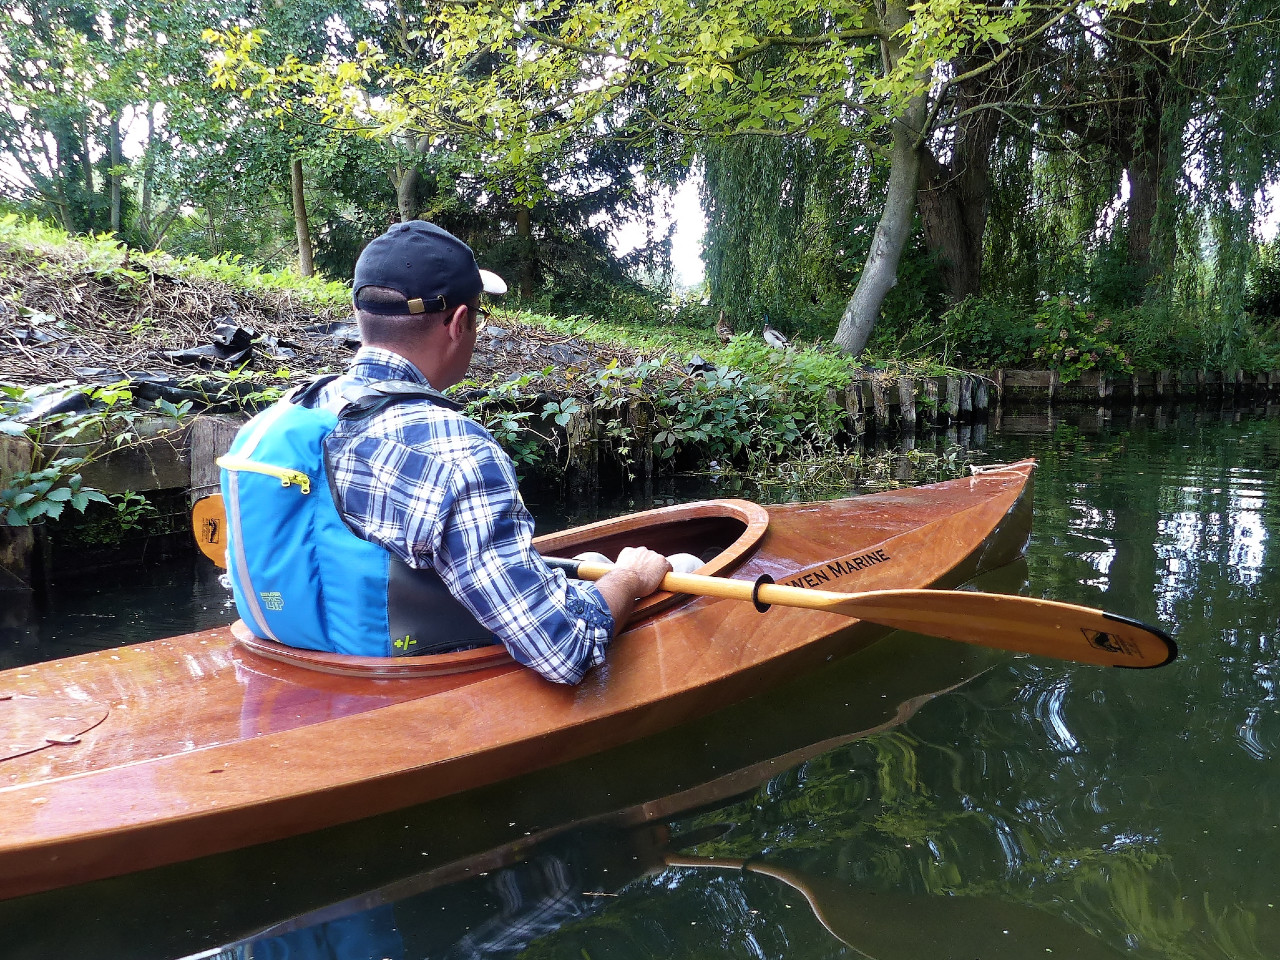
[1026,297,1132,380]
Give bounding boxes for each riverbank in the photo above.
[5,217,1280,592]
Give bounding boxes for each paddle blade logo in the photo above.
[1083,628,1140,660]
[201,517,221,545]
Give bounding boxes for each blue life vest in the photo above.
[219,379,498,658]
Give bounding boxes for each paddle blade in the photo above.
[192,494,228,568]
[820,590,1176,669]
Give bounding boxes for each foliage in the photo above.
[1245,240,1280,322]
[701,119,948,347]
[0,214,351,306]
[207,0,1161,352]
[0,461,110,525]
[0,380,192,526]
[461,372,555,472]
[203,2,683,297]
[880,289,1280,377]
[459,338,961,489]
[1027,298,1132,381]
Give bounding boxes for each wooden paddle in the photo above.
[544,556,1177,669]
[192,493,229,566]
[192,494,1174,669]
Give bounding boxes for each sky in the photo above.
[611,176,706,291]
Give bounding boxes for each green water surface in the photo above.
[6,406,1280,960]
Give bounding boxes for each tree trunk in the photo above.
[1125,107,1177,283]
[290,158,315,277]
[80,115,95,231]
[832,0,930,355]
[833,91,929,355]
[516,205,534,298]
[916,87,1001,302]
[391,135,430,222]
[108,113,123,234]
[918,152,983,300]
[1126,156,1156,280]
[207,206,220,257]
[139,104,156,246]
[397,167,421,222]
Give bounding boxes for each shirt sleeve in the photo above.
[341,424,614,684]
[427,434,616,684]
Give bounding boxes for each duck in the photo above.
[762,316,791,350]
[716,310,733,343]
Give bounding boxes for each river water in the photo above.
[5,403,1280,959]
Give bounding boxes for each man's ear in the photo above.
[445,304,470,342]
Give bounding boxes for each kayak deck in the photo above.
[0,461,1034,899]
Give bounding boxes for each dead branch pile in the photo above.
[0,242,648,397]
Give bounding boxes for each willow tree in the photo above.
[212,0,1121,349]
[1043,0,1280,293]
[969,0,1280,325]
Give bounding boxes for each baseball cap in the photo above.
[353,221,507,316]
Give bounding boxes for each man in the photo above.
[219,220,670,683]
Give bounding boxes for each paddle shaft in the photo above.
[546,557,1176,670]
[191,494,1174,669]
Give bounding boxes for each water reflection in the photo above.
[222,820,1130,960]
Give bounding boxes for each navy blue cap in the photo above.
[353,221,506,316]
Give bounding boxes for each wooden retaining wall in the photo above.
[994,368,1280,403]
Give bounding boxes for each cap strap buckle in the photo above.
[405,295,447,315]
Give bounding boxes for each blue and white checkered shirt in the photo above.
[305,347,614,684]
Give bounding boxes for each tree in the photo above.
[1,0,134,232]
[229,0,1162,352]
[969,0,1280,322]
[206,3,684,300]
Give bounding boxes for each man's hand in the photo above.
[595,546,673,634]
[613,546,672,597]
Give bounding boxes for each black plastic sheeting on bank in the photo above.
[8,318,365,421]
[12,373,288,421]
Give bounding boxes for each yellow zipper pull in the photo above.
[217,456,312,495]
[280,471,311,494]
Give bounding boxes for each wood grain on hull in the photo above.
[0,461,1034,899]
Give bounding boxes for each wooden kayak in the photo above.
[4,627,1012,960]
[0,460,1035,901]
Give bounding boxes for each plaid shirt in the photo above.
[304,347,614,684]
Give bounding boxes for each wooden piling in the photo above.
[624,399,656,480]
[921,377,940,426]
[897,377,916,430]
[0,434,36,591]
[188,416,245,504]
[973,377,989,415]
[870,376,891,431]
[843,381,865,437]
[945,377,962,421]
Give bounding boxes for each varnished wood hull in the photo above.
[0,462,1034,900]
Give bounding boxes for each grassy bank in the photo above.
[1,218,973,530]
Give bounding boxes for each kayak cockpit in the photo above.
[233,499,770,678]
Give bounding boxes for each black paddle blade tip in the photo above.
[1102,611,1178,668]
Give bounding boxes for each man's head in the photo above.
[352,221,506,387]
